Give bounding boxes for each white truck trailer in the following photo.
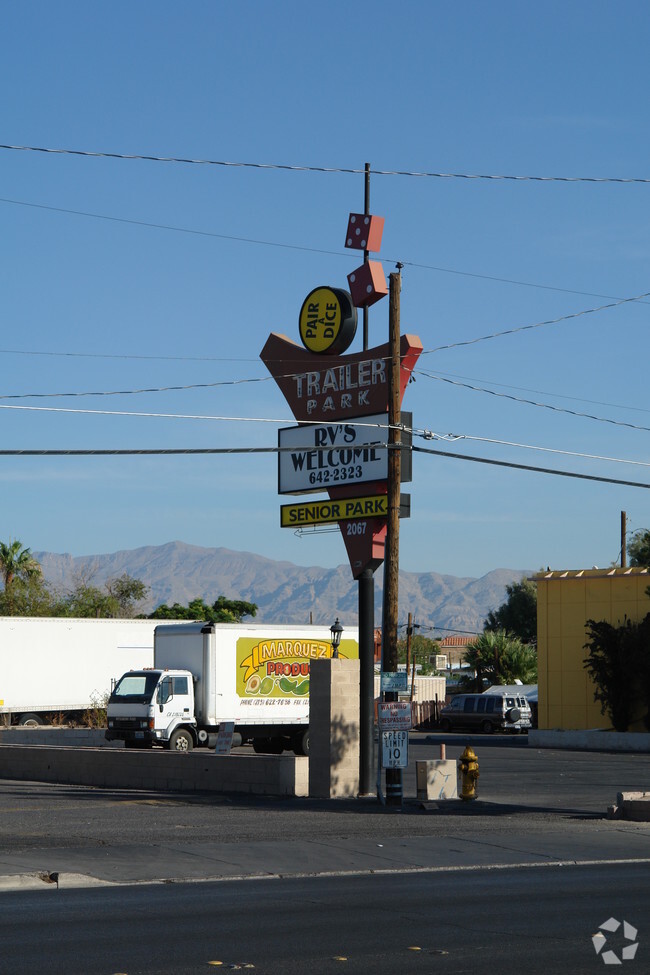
[106,621,359,754]
[0,616,157,726]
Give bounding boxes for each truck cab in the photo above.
[106,668,197,751]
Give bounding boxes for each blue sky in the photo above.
[2,1,650,579]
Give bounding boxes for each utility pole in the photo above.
[621,510,627,568]
[358,161,374,796]
[383,268,402,806]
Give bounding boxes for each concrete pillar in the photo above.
[309,658,360,798]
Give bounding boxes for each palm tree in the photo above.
[464,630,537,689]
[0,539,42,594]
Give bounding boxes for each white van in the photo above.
[439,692,532,734]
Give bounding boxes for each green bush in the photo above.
[584,615,650,732]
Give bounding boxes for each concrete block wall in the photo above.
[309,658,360,799]
[0,745,309,797]
[0,728,119,747]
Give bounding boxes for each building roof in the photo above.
[533,567,649,580]
[439,635,478,647]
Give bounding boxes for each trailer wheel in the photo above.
[292,729,310,756]
[19,713,45,727]
[168,728,194,752]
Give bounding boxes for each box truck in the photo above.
[0,616,157,726]
[106,621,359,754]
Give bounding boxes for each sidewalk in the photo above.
[2,793,650,891]
[1,736,649,892]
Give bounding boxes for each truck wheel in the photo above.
[168,729,194,752]
[481,720,494,734]
[506,707,521,724]
[439,718,452,732]
[292,729,310,756]
[19,713,45,727]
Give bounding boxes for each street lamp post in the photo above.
[330,618,343,658]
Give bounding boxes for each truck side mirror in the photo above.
[157,678,173,708]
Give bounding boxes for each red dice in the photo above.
[347,260,388,308]
[345,213,385,252]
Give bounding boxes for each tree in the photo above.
[0,540,43,614]
[0,539,41,589]
[464,630,538,690]
[584,615,650,732]
[58,570,149,618]
[148,595,257,622]
[395,632,441,675]
[484,578,537,645]
[105,574,149,618]
[628,529,650,567]
[0,574,57,617]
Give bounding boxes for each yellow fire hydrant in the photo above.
[458,745,479,800]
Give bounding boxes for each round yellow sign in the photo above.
[299,287,357,355]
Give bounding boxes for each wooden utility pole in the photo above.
[358,161,374,796]
[383,269,402,805]
[383,270,402,674]
[621,510,627,568]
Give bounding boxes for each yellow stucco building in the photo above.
[535,567,650,731]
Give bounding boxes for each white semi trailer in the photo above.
[0,616,157,726]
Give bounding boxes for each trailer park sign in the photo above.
[260,213,421,578]
[260,323,422,577]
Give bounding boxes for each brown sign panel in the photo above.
[260,333,423,423]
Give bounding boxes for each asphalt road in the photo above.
[2,864,647,974]
[0,734,648,884]
[1,735,648,974]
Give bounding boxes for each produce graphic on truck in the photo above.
[106,621,359,754]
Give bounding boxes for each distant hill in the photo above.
[33,540,531,635]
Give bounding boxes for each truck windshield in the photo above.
[110,672,161,703]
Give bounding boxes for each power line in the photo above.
[432,370,650,417]
[417,369,650,433]
[0,196,343,260]
[4,401,650,474]
[0,403,403,434]
[412,444,650,490]
[2,284,646,403]
[422,290,650,355]
[399,258,650,305]
[5,401,650,472]
[418,430,650,469]
[4,195,641,306]
[0,375,274,401]
[1,437,649,490]
[3,144,650,183]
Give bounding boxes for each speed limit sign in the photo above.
[381,730,409,769]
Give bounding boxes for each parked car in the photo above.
[438,692,532,733]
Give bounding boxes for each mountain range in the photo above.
[33,540,531,635]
